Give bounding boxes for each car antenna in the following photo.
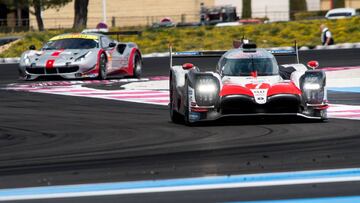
[169,43,173,68]
[295,40,299,64]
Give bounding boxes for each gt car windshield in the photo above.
[222,57,279,76]
[43,38,98,50]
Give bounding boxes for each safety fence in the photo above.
[0,11,324,31]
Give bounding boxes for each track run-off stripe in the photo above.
[230,195,360,203]
[328,87,360,93]
[1,168,360,201]
[4,78,360,120]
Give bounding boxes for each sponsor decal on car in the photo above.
[251,89,268,104]
[50,34,98,41]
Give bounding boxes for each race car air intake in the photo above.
[195,75,220,106]
[300,70,326,104]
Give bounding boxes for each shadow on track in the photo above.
[171,115,326,127]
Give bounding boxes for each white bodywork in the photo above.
[325,8,357,19]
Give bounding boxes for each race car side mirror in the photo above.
[182,63,194,70]
[307,60,319,69]
[108,42,116,48]
[29,45,36,50]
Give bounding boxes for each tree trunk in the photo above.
[334,0,345,8]
[289,0,307,20]
[33,0,44,31]
[15,1,21,26]
[242,0,252,19]
[73,0,89,29]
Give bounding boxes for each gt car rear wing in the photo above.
[82,29,142,41]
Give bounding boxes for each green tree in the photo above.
[242,0,252,19]
[2,0,71,31]
[289,0,308,20]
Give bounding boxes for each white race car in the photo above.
[169,43,328,125]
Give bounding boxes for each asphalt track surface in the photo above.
[0,49,360,202]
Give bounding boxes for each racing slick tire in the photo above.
[184,79,193,126]
[313,109,328,122]
[98,53,107,80]
[132,52,142,78]
[169,74,184,124]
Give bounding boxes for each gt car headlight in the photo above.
[21,53,31,66]
[75,51,92,62]
[24,57,30,65]
[303,83,321,90]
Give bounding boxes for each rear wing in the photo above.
[82,29,142,41]
[169,41,300,67]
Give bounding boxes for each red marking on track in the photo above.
[329,113,360,118]
[329,109,360,113]
[321,66,360,71]
[32,88,95,92]
[110,94,169,99]
[77,91,165,96]
[144,99,169,103]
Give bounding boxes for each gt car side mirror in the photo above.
[108,42,116,48]
[307,60,319,69]
[29,45,36,50]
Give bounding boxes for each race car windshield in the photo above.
[43,38,99,50]
[222,57,279,76]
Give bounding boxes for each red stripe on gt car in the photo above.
[45,60,55,69]
[51,49,64,57]
[127,48,138,76]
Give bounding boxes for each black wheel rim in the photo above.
[100,55,106,78]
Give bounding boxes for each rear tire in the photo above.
[98,53,107,80]
[169,74,184,124]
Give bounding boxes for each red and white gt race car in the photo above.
[19,30,142,80]
[169,43,328,125]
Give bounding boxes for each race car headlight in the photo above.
[303,83,321,90]
[195,76,220,106]
[24,57,30,65]
[301,71,326,104]
[21,54,31,66]
[75,51,92,62]
[196,83,217,94]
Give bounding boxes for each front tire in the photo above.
[314,109,328,121]
[98,53,107,80]
[169,74,183,124]
[132,53,142,78]
[184,79,192,126]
